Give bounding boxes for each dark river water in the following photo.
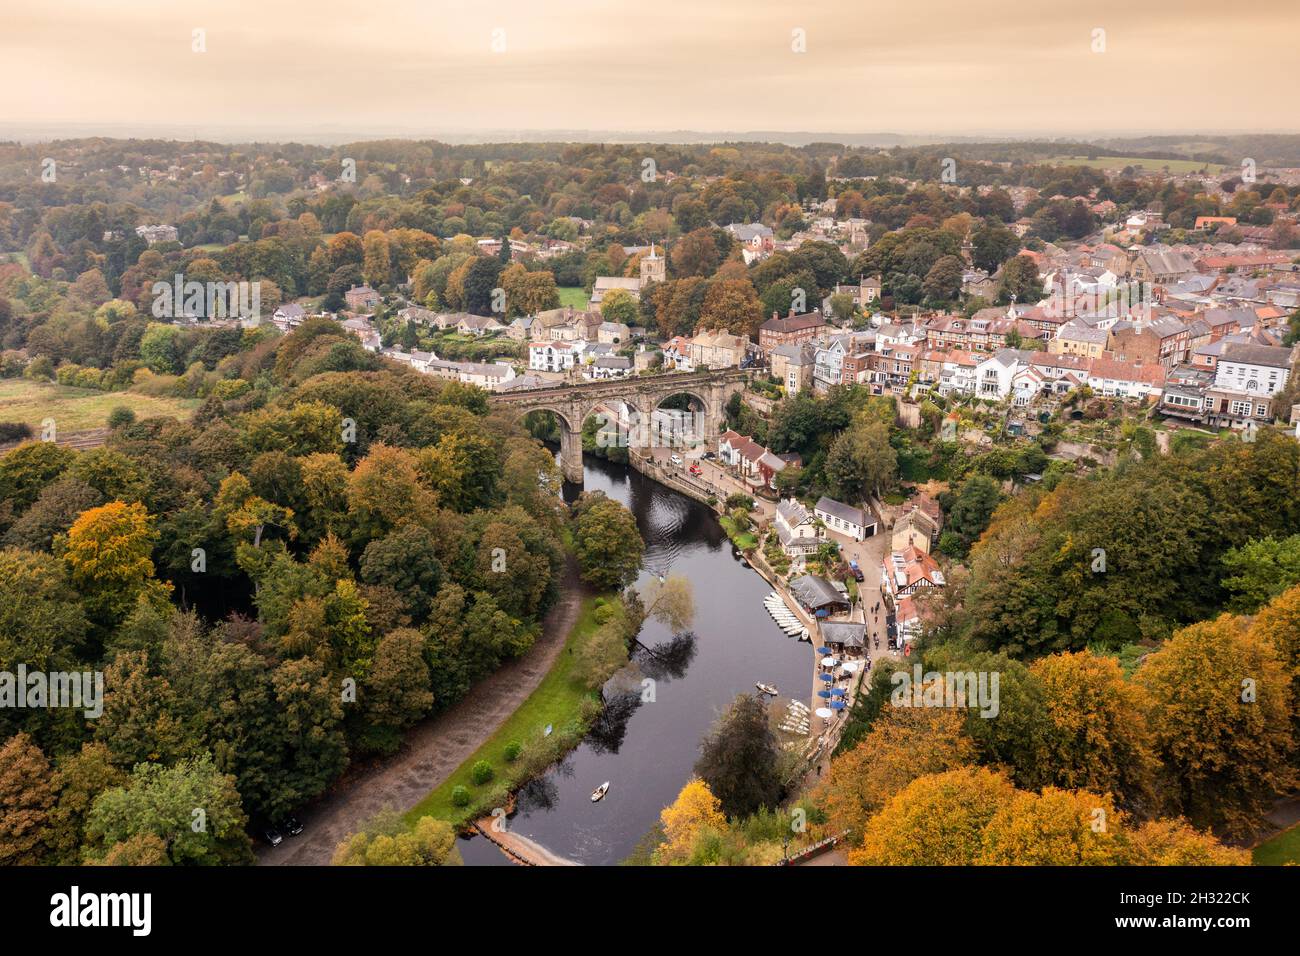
[457,454,810,865]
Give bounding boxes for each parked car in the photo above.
[669,454,683,466]
[689,463,702,476]
[282,816,304,837]
[263,827,284,847]
[848,560,864,582]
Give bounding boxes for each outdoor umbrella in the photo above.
[817,647,832,655]
[830,688,847,697]
[821,656,838,667]
[830,700,846,711]
[815,707,834,719]
[817,689,832,699]
[818,673,833,683]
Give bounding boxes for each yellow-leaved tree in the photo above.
[60,501,170,628]
[850,766,1016,866]
[816,696,974,846]
[656,778,726,865]
[1134,614,1295,837]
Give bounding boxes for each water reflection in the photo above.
[459,454,808,866]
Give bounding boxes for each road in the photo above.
[259,554,585,866]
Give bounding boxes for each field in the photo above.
[0,379,200,432]
[1253,823,1300,865]
[405,595,603,827]
[557,286,589,310]
[1052,155,1226,175]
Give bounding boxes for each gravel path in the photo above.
[259,554,585,866]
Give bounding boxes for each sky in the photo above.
[3,0,1298,140]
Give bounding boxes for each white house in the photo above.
[774,499,823,562]
[1212,343,1292,397]
[528,341,576,372]
[973,349,1027,400]
[586,356,632,380]
[815,496,875,541]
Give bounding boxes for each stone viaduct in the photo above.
[489,369,749,484]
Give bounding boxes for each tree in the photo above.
[1248,584,1300,744]
[1128,817,1249,865]
[1135,615,1294,836]
[825,420,896,502]
[60,500,169,629]
[922,254,965,304]
[942,475,1001,555]
[0,548,89,678]
[363,628,434,747]
[46,743,127,865]
[361,230,390,288]
[599,288,638,326]
[996,254,1042,305]
[849,767,1016,866]
[670,228,721,278]
[1028,652,1158,814]
[573,494,643,591]
[977,788,1128,865]
[333,812,461,866]
[695,694,782,819]
[698,279,763,336]
[0,733,55,865]
[1221,534,1300,611]
[656,778,726,864]
[970,220,1020,273]
[85,753,253,866]
[817,703,973,845]
[360,524,444,622]
[346,445,437,542]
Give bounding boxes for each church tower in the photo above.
[639,243,666,288]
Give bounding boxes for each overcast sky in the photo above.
[4,0,1298,138]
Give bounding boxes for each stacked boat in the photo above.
[778,698,811,735]
[764,592,810,640]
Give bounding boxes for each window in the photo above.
[1231,400,1251,417]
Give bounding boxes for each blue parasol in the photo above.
[830,688,847,697]
[818,673,833,683]
[817,689,832,699]
[816,647,832,655]
[830,700,846,710]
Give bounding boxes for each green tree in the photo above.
[695,694,783,819]
[573,494,644,591]
[85,753,253,866]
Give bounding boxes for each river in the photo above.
[457,454,810,865]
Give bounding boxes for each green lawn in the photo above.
[719,515,757,551]
[405,595,604,827]
[0,379,199,432]
[557,286,589,310]
[1253,822,1300,865]
[1053,155,1226,175]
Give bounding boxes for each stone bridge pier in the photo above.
[489,369,749,488]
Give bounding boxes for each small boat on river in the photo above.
[591,781,610,802]
[756,682,779,696]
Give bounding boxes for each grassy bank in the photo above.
[0,379,199,431]
[719,514,758,551]
[404,595,606,828]
[1253,822,1300,865]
